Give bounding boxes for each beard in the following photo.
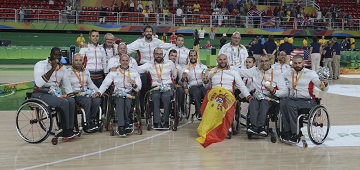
[294,66,304,72]
[190,58,197,64]
[145,34,152,39]
[218,62,227,68]
[155,57,163,63]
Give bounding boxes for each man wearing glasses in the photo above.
[239,54,288,136]
[218,32,248,69]
[102,33,118,74]
[272,51,291,74]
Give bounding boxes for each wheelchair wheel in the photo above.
[16,100,53,143]
[184,94,191,119]
[172,92,179,131]
[145,91,152,131]
[103,95,112,131]
[275,112,282,139]
[307,105,330,145]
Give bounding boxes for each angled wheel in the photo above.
[16,100,53,144]
[184,94,191,119]
[172,92,179,131]
[307,105,330,145]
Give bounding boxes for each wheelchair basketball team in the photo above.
[25,26,330,145]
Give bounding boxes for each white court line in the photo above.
[18,121,192,170]
[0,90,15,98]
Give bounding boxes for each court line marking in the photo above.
[18,121,193,170]
[0,90,15,98]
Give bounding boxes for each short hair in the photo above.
[168,49,177,56]
[120,54,130,60]
[268,35,274,42]
[104,33,114,39]
[153,47,163,55]
[51,47,61,54]
[189,49,197,56]
[72,53,82,61]
[176,34,184,40]
[292,55,304,61]
[246,56,256,63]
[89,29,99,35]
[312,36,318,42]
[279,51,287,56]
[143,25,153,32]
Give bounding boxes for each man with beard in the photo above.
[280,55,328,142]
[138,48,177,129]
[218,32,248,69]
[239,54,288,136]
[79,30,106,87]
[272,51,291,74]
[127,26,174,118]
[68,54,101,131]
[95,54,142,136]
[106,43,139,72]
[32,47,77,139]
[180,50,208,120]
[168,49,186,117]
[203,53,252,101]
[166,34,190,68]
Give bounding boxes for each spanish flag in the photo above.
[196,87,236,148]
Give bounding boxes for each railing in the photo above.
[253,0,316,7]
[1,8,359,31]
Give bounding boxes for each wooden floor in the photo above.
[1,76,360,170]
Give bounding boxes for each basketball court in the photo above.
[0,67,360,169]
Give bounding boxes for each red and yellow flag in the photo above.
[196,87,236,148]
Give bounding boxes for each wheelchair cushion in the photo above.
[298,108,311,115]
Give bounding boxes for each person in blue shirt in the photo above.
[331,37,341,80]
[278,37,293,64]
[263,35,277,64]
[322,41,333,79]
[252,38,264,66]
[309,36,322,71]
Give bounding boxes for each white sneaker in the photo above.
[259,130,267,136]
[247,128,257,134]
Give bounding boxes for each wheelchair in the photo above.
[245,99,279,143]
[144,85,179,131]
[16,92,81,145]
[107,92,143,136]
[183,92,202,122]
[228,96,248,139]
[275,98,330,148]
[76,99,103,133]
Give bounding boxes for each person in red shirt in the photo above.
[204,40,212,49]
[170,32,177,44]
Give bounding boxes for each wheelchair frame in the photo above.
[144,88,179,131]
[275,98,330,147]
[16,92,81,145]
[245,99,279,143]
[107,93,143,136]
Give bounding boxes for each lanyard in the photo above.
[94,47,97,72]
[72,68,85,91]
[186,63,197,70]
[119,67,131,89]
[103,44,115,57]
[262,69,274,82]
[177,47,181,64]
[292,69,304,89]
[154,62,164,81]
[231,45,241,65]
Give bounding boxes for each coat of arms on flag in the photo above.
[196,87,236,148]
